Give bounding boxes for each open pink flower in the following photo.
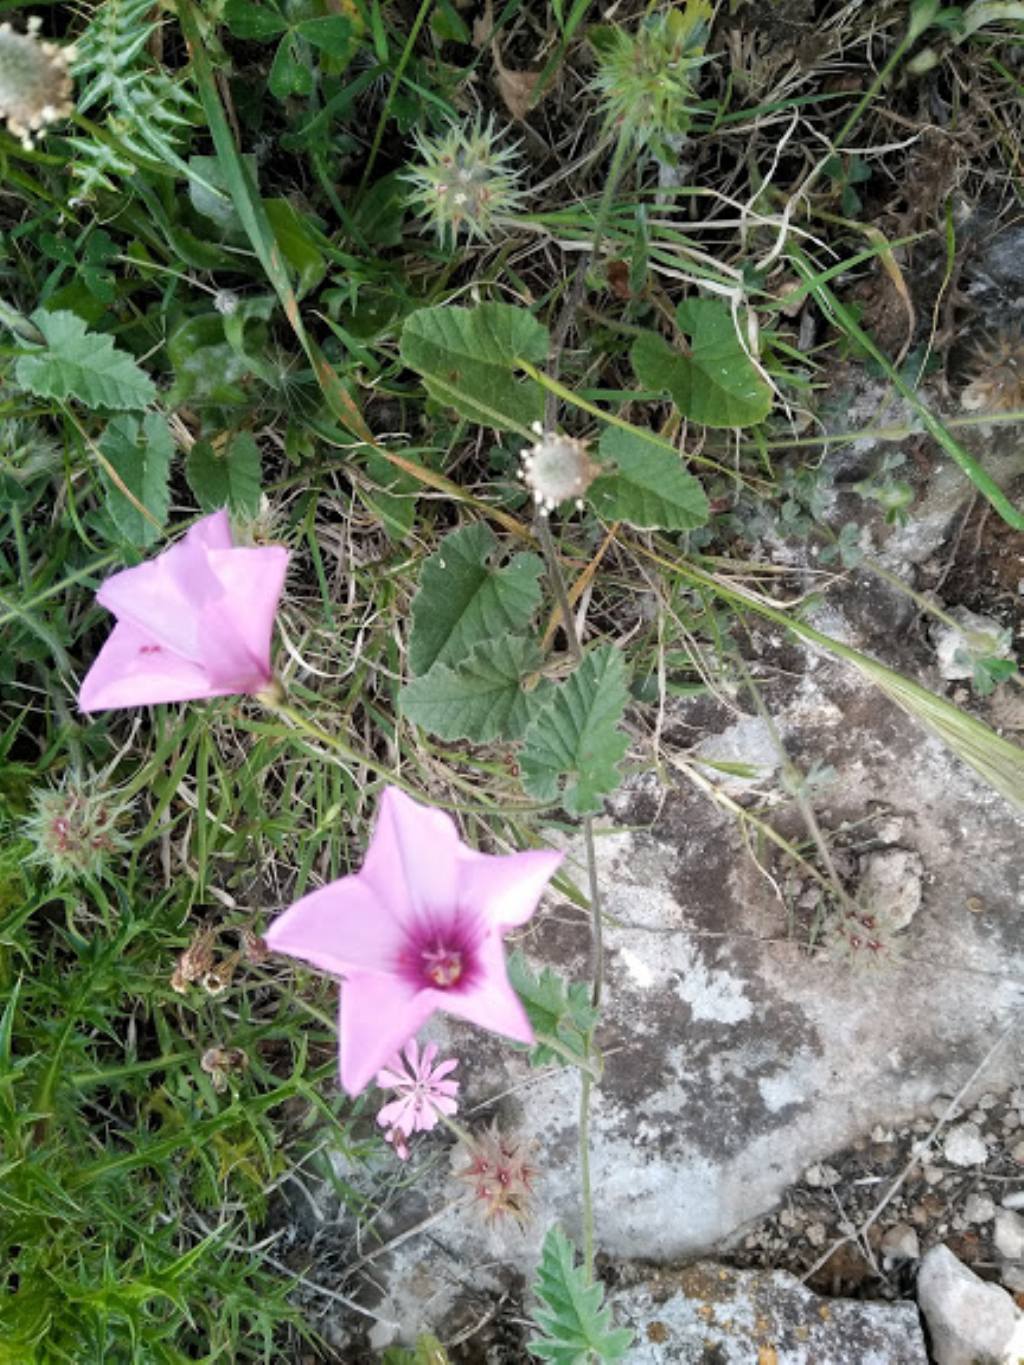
[79,509,289,713]
[265,786,562,1096]
[376,1038,459,1140]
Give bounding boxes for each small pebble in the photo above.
[924,1165,945,1186]
[1002,1265,1024,1294]
[804,1163,840,1188]
[943,1122,988,1167]
[963,1192,996,1224]
[872,1124,894,1143]
[931,1096,960,1121]
[1011,1139,1024,1165]
[880,1223,920,1261]
[978,1093,999,1110]
[1004,1113,1020,1132]
[1002,1191,1024,1211]
[805,1222,827,1248]
[994,1209,1024,1260]
[779,1208,797,1229]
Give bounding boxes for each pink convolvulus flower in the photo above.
[265,787,562,1096]
[376,1038,459,1145]
[79,508,289,713]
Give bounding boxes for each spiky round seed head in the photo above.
[961,330,1024,414]
[519,428,599,516]
[0,19,75,150]
[23,776,132,883]
[454,1122,537,1228]
[821,905,904,969]
[404,116,524,245]
[591,3,711,152]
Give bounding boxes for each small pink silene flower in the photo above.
[78,508,289,713]
[375,1038,459,1159]
[265,786,563,1096]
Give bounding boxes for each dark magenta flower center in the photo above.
[398,914,481,993]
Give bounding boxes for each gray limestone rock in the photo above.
[994,1208,1024,1261]
[857,847,924,930]
[943,1123,989,1168]
[608,1262,928,1363]
[917,1245,1023,1365]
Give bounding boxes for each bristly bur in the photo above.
[404,115,525,245]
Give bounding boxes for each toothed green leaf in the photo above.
[16,310,156,412]
[401,637,551,742]
[408,523,544,676]
[632,296,772,429]
[528,1225,633,1364]
[520,646,630,815]
[589,425,709,530]
[400,303,548,434]
[99,413,173,547]
[507,953,598,1068]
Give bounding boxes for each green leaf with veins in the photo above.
[528,1225,633,1363]
[16,310,156,412]
[588,425,708,530]
[401,637,551,742]
[400,303,548,434]
[631,296,772,429]
[520,645,630,816]
[407,523,544,676]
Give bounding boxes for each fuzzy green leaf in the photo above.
[631,296,772,429]
[520,645,630,815]
[16,310,156,412]
[408,523,544,676]
[529,1225,633,1364]
[401,637,551,742]
[400,303,548,434]
[589,425,709,530]
[507,953,598,1068]
[99,414,173,547]
[186,433,262,516]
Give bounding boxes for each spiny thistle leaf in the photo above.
[528,1225,633,1364]
[400,636,551,742]
[16,310,156,412]
[407,523,544,676]
[520,645,630,816]
[507,953,598,1068]
[400,302,548,434]
[589,425,709,531]
[632,296,772,429]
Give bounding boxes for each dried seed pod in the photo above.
[519,427,600,516]
[170,926,217,994]
[0,18,75,150]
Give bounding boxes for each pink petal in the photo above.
[402,1036,421,1076]
[338,974,434,1096]
[375,1064,412,1090]
[432,1094,459,1116]
[456,848,563,931]
[359,787,460,923]
[78,620,224,713]
[417,1041,437,1074]
[203,546,289,682]
[428,1058,459,1082]
[97,557,207,662]
[377,1095,417,1130]
[265,878,403,978]
[438,935,534,1045]
[188,508,233,551]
